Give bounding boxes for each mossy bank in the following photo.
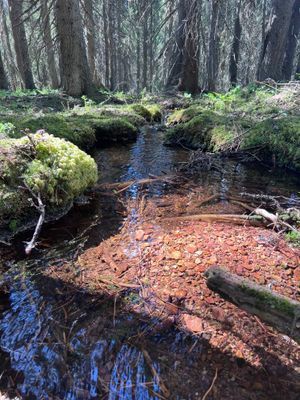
[0,98,163,150]
[165,84,300,172]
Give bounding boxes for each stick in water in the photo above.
[25,192,45,255]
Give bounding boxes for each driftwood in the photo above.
[204,266,300,343]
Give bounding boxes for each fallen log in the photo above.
[204,266,300,343]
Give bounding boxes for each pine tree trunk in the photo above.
[166,0,199,94]
[0,49,8,89]
[282,0,300,81]
[84,0,97,82]
[103,0,110,88]
[8,0,35,89]
[41,0,59,89]
[207,0,221,91]
[55,0,95,97]
[257,0,295,81]
[229,0,242,86]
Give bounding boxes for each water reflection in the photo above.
[0,269,164,399]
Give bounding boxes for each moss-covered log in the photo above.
[204,266,300,343]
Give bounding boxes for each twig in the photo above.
[202,368,218,400]
[24,191,45,255]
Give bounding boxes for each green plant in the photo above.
[285,231,300,246]
[81,95,96,109]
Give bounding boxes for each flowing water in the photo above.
[0,127,299,400]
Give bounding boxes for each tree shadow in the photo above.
[0,268,299,400]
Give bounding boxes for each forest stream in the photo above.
[0,127,299,400]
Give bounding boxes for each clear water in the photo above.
[0,127,299,399]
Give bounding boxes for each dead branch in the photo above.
[24,191,45,255]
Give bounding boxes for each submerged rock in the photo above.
[0,132,98,240]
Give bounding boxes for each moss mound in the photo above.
[2,110,140,149]
[243,117,300,171]
[165,111,235,150]
[0,132,97,238]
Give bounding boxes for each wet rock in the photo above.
[182,314,203,333]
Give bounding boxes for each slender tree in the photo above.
[282,0,300,80]
[207,0,221,91]
[257,0,296,81]
[41,0,59,89]
[229,0,242,86]
[8,0,35,89]
[55,0,95,96]
[0,48,8,89]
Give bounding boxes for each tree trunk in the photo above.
[41,0,59,89]
[166,0,199,94]
[207,0,221,91]
[84,0,97,82]
[0,49,8,89]
[8,0,35,89]
[282,0,300,81]
[205,266,300,343]
[55,0,95,97]
[229,0,242,86]
[103,0,110,88]
[257,0,296,81]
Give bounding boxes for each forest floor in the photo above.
[46,189,300,398]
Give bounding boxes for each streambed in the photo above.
[0,127,299,400]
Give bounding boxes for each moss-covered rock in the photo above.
[0,132,98,239]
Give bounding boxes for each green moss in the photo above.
[0,133,98,235]
[243,117,300,171]
[92,117,138,144]
[241,284,296,317]
[165,111,229,149]
[144,104,162,122]
[128,104,153,122]
[2,110,140,149]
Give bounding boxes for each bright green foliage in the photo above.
[0,133,98,235]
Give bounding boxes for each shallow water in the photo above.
[0,127,299,399]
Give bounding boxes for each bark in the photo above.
[8,0,35,89]
[55,0,95,97]
[84,0,97,82]
[142,4,149,90]
[166,0,199,94]
[229,0,242,86]
[41,0,59,89]
[257,0,296,81]
[0,48,8,89]
[205,266,300,343]
[282,0,300,81]
[207,0,221,91]
[103,0,110,88]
